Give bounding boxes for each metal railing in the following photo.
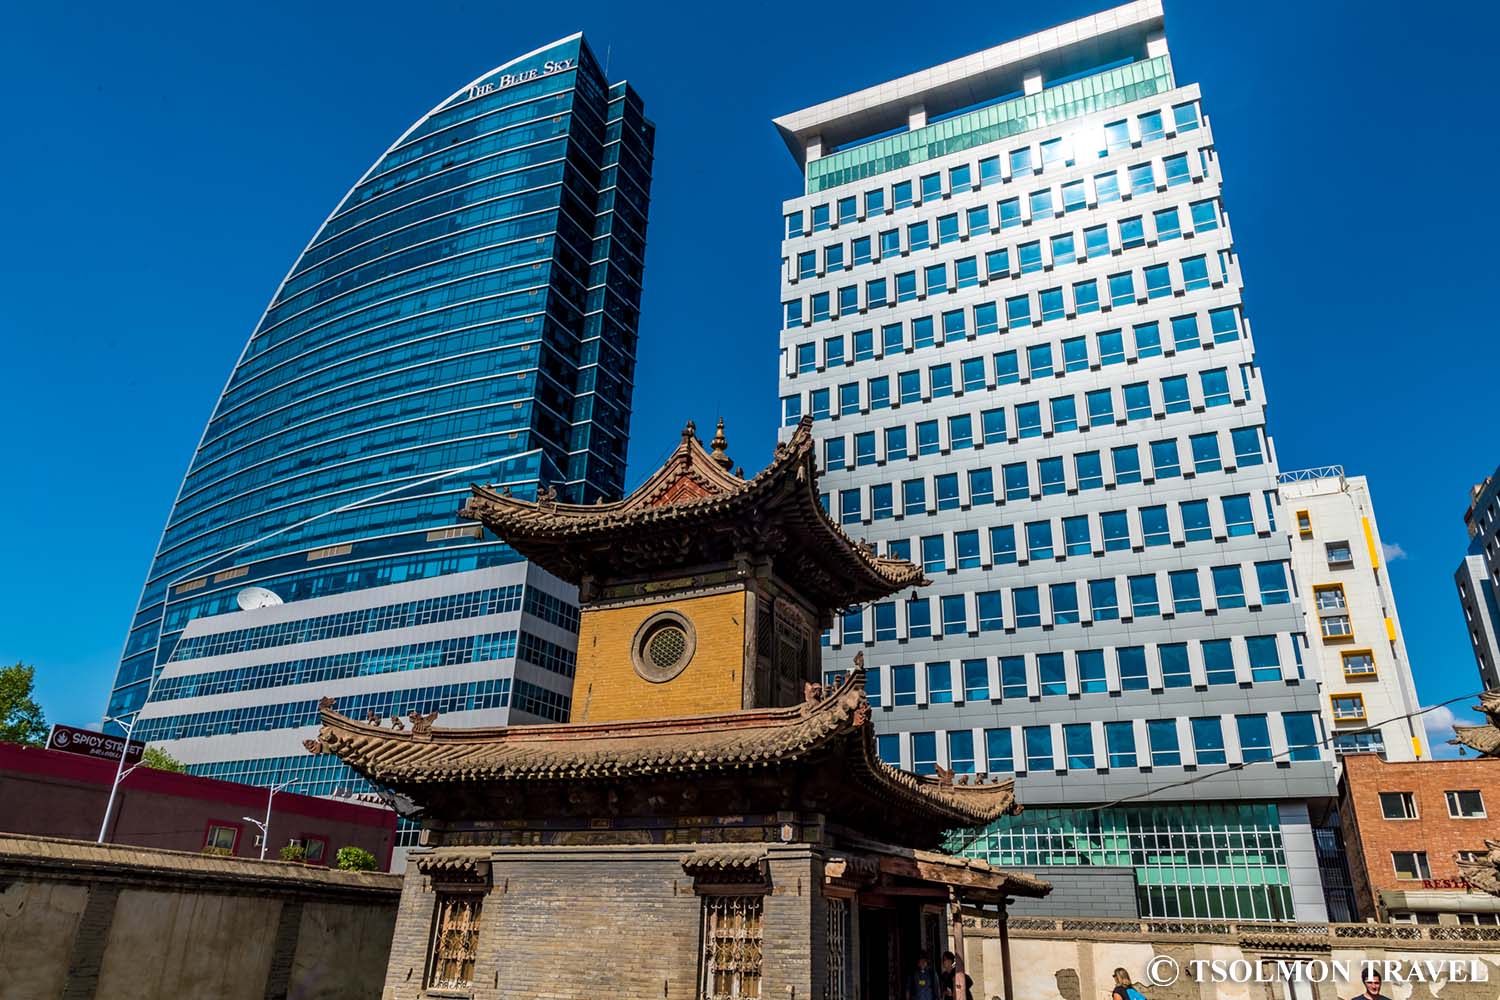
[1277,466,1346,485]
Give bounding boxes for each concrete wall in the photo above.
[0,834,399,1000]
[960,916,1500,1000]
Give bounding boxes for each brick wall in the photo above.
[1340,753,1500,918]
[571,590,749,722]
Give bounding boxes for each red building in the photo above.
[1339,752,1500,923]
[0,741,395,869]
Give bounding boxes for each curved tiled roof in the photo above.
[1456,840,1500,897]
[308,668,1017,832]
[458,418,925,607]
[1451,691,1500,758]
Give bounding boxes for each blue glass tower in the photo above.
[108,36,652,811]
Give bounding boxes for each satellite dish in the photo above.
[236,586,284,611]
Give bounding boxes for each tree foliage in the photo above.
[141,745,188,773]
[335,845,379,871]
[0,662,47,747]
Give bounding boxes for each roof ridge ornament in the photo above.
[709,418,733,471]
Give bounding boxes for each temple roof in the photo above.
[1451,691,1500,757]
[307,667,1019,838]
[459,417,925,609]
[1457,839,1500,897]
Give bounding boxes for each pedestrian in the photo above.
[1349,969,1382,1000]
[940,950,973,1000]
[1111,967,1148,1000]
[907,952,939,1000]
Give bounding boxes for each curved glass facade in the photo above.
[108,34,654,722]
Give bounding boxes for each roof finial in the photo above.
[709,418,733,471]
[682,419,697,442]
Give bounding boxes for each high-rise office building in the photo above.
[774,1,1333,919]
[108,36,654,817]
[1456,467,1500,692]
[1278,467,1424,762]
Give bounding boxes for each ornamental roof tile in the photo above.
[307,668,1018,833]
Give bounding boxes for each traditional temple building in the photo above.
[1453,691,1500,897]
[308,418,1048,1000]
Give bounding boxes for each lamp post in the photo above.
[243,778,298,859]
[96,713,144,843]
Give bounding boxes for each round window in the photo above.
[631,611,696,683]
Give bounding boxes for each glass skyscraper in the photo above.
[108,35,653,819]
[775,1,1333,919]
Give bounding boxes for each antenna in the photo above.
[604,44,612,76]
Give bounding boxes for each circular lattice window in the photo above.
[631,611,696,683]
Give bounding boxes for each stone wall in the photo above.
[959,915,1500,1000]
[0,833,400,1000]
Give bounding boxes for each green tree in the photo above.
[0,662,47,747]
[141,745,187,772]
[335,846,379,871]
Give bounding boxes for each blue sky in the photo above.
[2,1,1495,753]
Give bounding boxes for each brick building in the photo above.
[1339,752,1500,923]
[0,740,396,868]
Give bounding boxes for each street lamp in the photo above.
[96,712,146,843]
[242,778,298,860]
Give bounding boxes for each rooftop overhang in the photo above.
[772,0,1165,168]
[1379,888,1500,914]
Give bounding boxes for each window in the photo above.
[1112,445,1142,483]
[1029,188,1054,220]
[1062,179,1086,212]
[1171,314,1199,351]
[1051,232,1076,266]
[1040,454,1067,494]
[1326,540,1354,565]
[810,389,831,421]
[1173,101,1200,132]
[962,659,989,701]
[1182,254,1211,290]
[908,598,931,638]
[1380,792,1418,820]
[1181,500,1211,542]
[1091,580,1121,624]
[1138,109,1164,141]
[1161,376,1190,414]
[975,302,999,336]
[1202,639,1234,685]
[874,604,897,642]
[876,734,899,764]
[1018,240,1043,274]
[1163,153,1191,186]
[838,382,859,415]
[1002,463,1028,500]
[839,489,861,525]
[908,222,930,252]
[1223,495,1254,536]
[1102,510,1130,552]
[1109,272,1135,307]
[1075,451,1104,491]
[1192,199,1219,233]
[824,438,846,471]
[926,662,953,703]
[1123,382,1152,420]
[1148,719,1182,766]
[966,203,990,235]
[1145,264,1172,299]
[781,396,801,428]
[1077,649,1106,693]
[898,370,921,404]
[937,213,960,244]
[1201,368,1231,406]
[920,535,946,574]
[1094,170,1120,203]
[948,730,976,773]
[429,894,484,990]
[1017,402,1042,439]
[811,292,830,322]
[1284,712,1322,761]
[891,665,916,706]
[1084,224,1111,257]
[1190,433,1221,474]
[1192,717,1227,765]
[1133,321,1162,357]
[854,432,876,468]
[1074,279,1100,314]
[1006,295,1031,327]
[977,592,1004,632]
[843,609,864,647]
[1237,715,1273,763]
[1098,329,1125,365]
[998,196,1021,228]
[871,484,893,520]
[1105,721,1137,768]
[978,659,1019,706]
[1342,650,1376,677]
[1064,723,1094,769]
[1063,516,1091,556]
[1247,636,1281,681]
[1051,583,1079,625]
[1150,439,1181,479]
[204,823,238,853]
[1392,852,1432,880]
[1159,643,1190,688]
[1154,207,1181,241]
[1256,561,1292,605]
[1039,652,1067,696]
[1447,790,1486,818]
[1170,570,1202,614]
[1025,520,1054,561]
[985,728,1014,772]
[941,595,966,635]
[1128,574,1160,617]
[969,468,994,506]
[1024,726,1054,772]
[1119,216,1145,249]
[1141,505,1171,547]
[1009,146,1034,176]
[1014,587,1041,629]
[1040,287,1065,323]
[852,237,873,267]
[811,204,830,232]
[1338,695,1374,719]
[785,212,804,239]
[896,271,917,302]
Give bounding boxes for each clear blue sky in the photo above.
[2,1,1495,753]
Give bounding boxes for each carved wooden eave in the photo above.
[1451,690,1500,758]
[457,417,926,609]
[1456,840,1500,897]
[306,668,1019,844]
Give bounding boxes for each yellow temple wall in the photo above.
[568,589,748,722]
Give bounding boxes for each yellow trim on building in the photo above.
[1330,691,1367,723]
[1362,517,1380,570]
[1411,735,1424,759]
[1385,616,1397,642]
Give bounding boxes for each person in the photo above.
[907,952,939,1000]
[1111,967,1148,1000]
[1350,969,1382,999]
[940,950,973,1000]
